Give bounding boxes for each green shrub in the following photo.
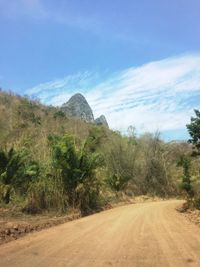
[48,133,104,213]
[23,174,67,214]
[0,146,40,203]
[177,155,193,198]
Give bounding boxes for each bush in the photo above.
[53,110,66,119]
[0,146,40,203]
[177,155,193,198]
[48,133,104,213]
[23,174,67,214]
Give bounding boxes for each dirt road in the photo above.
[0,200,200,267]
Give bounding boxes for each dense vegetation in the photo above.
[0,90,199,214]
[186,110,200,208]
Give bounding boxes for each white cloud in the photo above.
[26,54,200,135]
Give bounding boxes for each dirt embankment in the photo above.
[0,209,81,245]
[177,202,200,227]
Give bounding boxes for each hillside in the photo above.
[0,90,199,217]
[0,91,97,160]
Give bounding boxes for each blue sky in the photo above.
[0,0,200,140]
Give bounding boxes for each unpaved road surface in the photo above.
[0,200,200,267]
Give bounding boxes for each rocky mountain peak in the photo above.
[95,115,109,127]
[61,93,94,122]
[61,93,109,127]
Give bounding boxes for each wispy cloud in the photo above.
[0,0,100,29]
[0,0,47,19]
[26,54,200,136]
[0,1,143,43]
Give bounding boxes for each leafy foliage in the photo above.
[186,109,200,208]
[0,90,194,214]
[187,109,200,156]
[0,147,40,203]
[177,155,193,198]
[48,132,104,213]
[53,110,66,119]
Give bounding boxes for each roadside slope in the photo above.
[0,200,200,267]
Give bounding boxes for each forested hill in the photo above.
[0,90,199,215]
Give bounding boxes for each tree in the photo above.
[127,125,137,145]
[104,132,137,192]
[177,155,193,198]
[138,132,172,196]
[0,147,40,203]
[186,110,200,208]
[187,109,200,156]
[48,132,104,213]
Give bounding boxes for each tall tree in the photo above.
[187,109,200,156]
